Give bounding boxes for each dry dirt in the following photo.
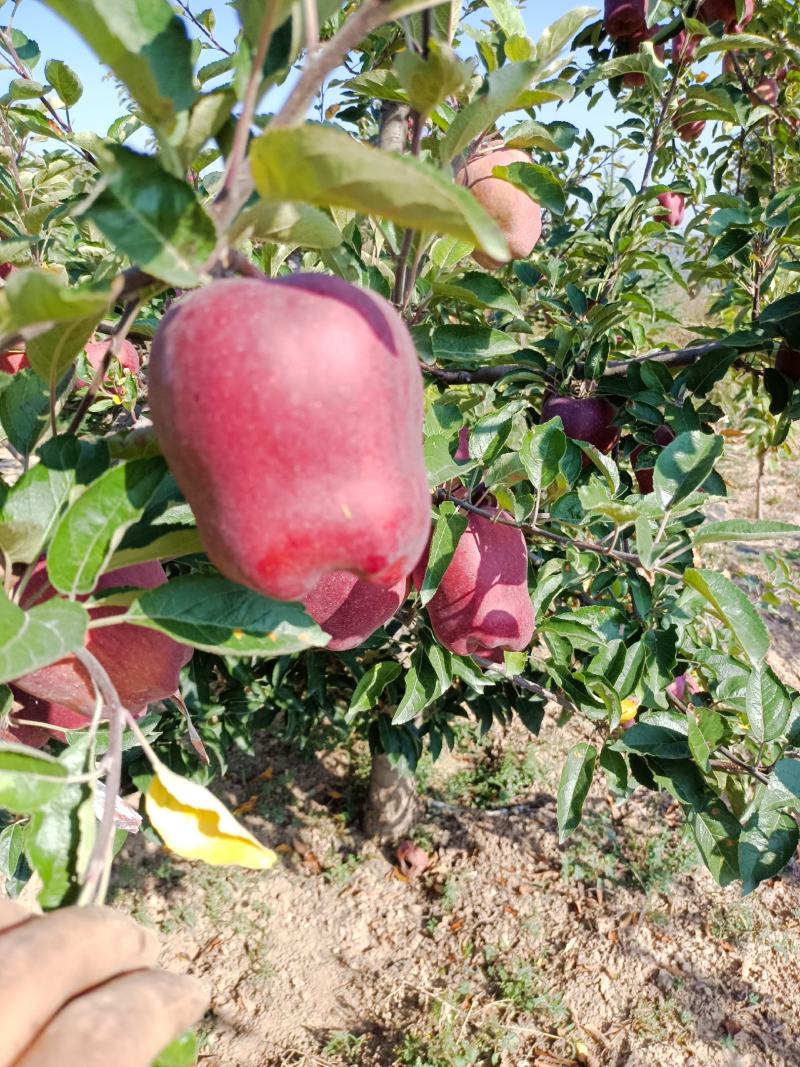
[106,439,800,1067]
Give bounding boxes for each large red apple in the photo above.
[631,424,675,493]
[14,561,193,716]
[540,394,620,454]
[0,349,29,374]
[604,0,646,40]
[413,508,534,664]
[303,572,409,651]
[149,276,430,603]
[455,148,542,269]
[776,344,800,382]
[656,191,685,227]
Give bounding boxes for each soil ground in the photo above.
[108,439,800,1067]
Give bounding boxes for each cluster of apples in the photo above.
[147,275,536,664]
[604,0,762,143]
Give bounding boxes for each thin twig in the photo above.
[66,299,141,437]
[74,648,126,906]
[175,0,233,55]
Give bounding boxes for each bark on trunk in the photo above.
[378,101,410,153]
[363,751,420,840]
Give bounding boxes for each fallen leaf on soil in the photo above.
[145,762,278,869]
[395,840,431,878]
[233,795,260,816]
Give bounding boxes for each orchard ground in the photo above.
[96,435,800,1067]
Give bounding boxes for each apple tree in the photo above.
[2,0,800,920]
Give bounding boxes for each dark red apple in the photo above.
[2,687,88,749]
[776,344,800,382]
[617,27,665,87]
[676,118,705,142]
[631,424,675,493]
[0,349,29,374]
[303,572,409,651]
[604,0,646,40]
[671,29,700,65]
[540,394,620,454]
[750,76,779,107]
[697,0,754,29]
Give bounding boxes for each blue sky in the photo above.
[20,0,621,152]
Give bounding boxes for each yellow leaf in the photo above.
[620,697,639,725]
[145,763,278,870]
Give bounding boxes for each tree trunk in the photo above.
[755,449,766,520]
[361,101,420,843]
[363,751,420,840]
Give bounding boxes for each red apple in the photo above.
[776,344,800,382]
[672,29,700,65]
[2,687,88,749]
[697,0,754,29]
[0,263,14,280]
[0,349,29,374]
[14,561,193,716]
[454,426,471,461]
[149,276,431,603]
[303,572,409,651]
[676,118,705,142]
[656,191,686,227]
[76,338,140,388]
[540,394,620,454]
[413,508,534,663]
[631,424,675,493]
[455,148,542,269]
[604,0,646,40]
[750,76,779,107]
[617,27,665,87]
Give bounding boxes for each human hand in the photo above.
[0,897,208,1067]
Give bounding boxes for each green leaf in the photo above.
[40,0,195,131]
[519,421,566,491]
[152,1030,199,1067]
[250,126,508,263]
[739,808,798,895]
[688,707,729,772]
[557,742,596,842]
[431,324,520,362]
[745,663,790,745]
[0,821,28,896]
[348,661,402,717]
[394,40,470,114]
[692,519,800,548]
[438,61,541,163]
[709,228,752,263]
[424,434,477,487]
[44,59,83,106]
[26,736,94,908]
[652,432,723,509]
[1,270,111,338]
[504,118,579,152]
[79,147,215,287]
[0,369,49,455]
[392,648,440,725]
[47,457,168,597]
[688,799,740,887]
[622,722,689,760]
[496,162,566,214]
[685,569,769,667]
[432,272,522,316]
[0,436,84,564]
[535,6,598,65]
[485,0,525,37]
[26,313,104,394]
[0,744,68,813]
[0,590,88,686]
[9,77,45,100]
[761,759,800,813]
[599,745,629,796]
[124,573,329,656]
[417,502,468,606]
[233,200,342,249]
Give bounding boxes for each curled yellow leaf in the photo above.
[145,763,277,870]
[620,697,639,725]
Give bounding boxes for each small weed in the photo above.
[324,851,364,886]
[707,901,755,944]
[485,952,570,1028]
[442,743,544,808]
[631,992,695,1045]
[321,1031,368,1063]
